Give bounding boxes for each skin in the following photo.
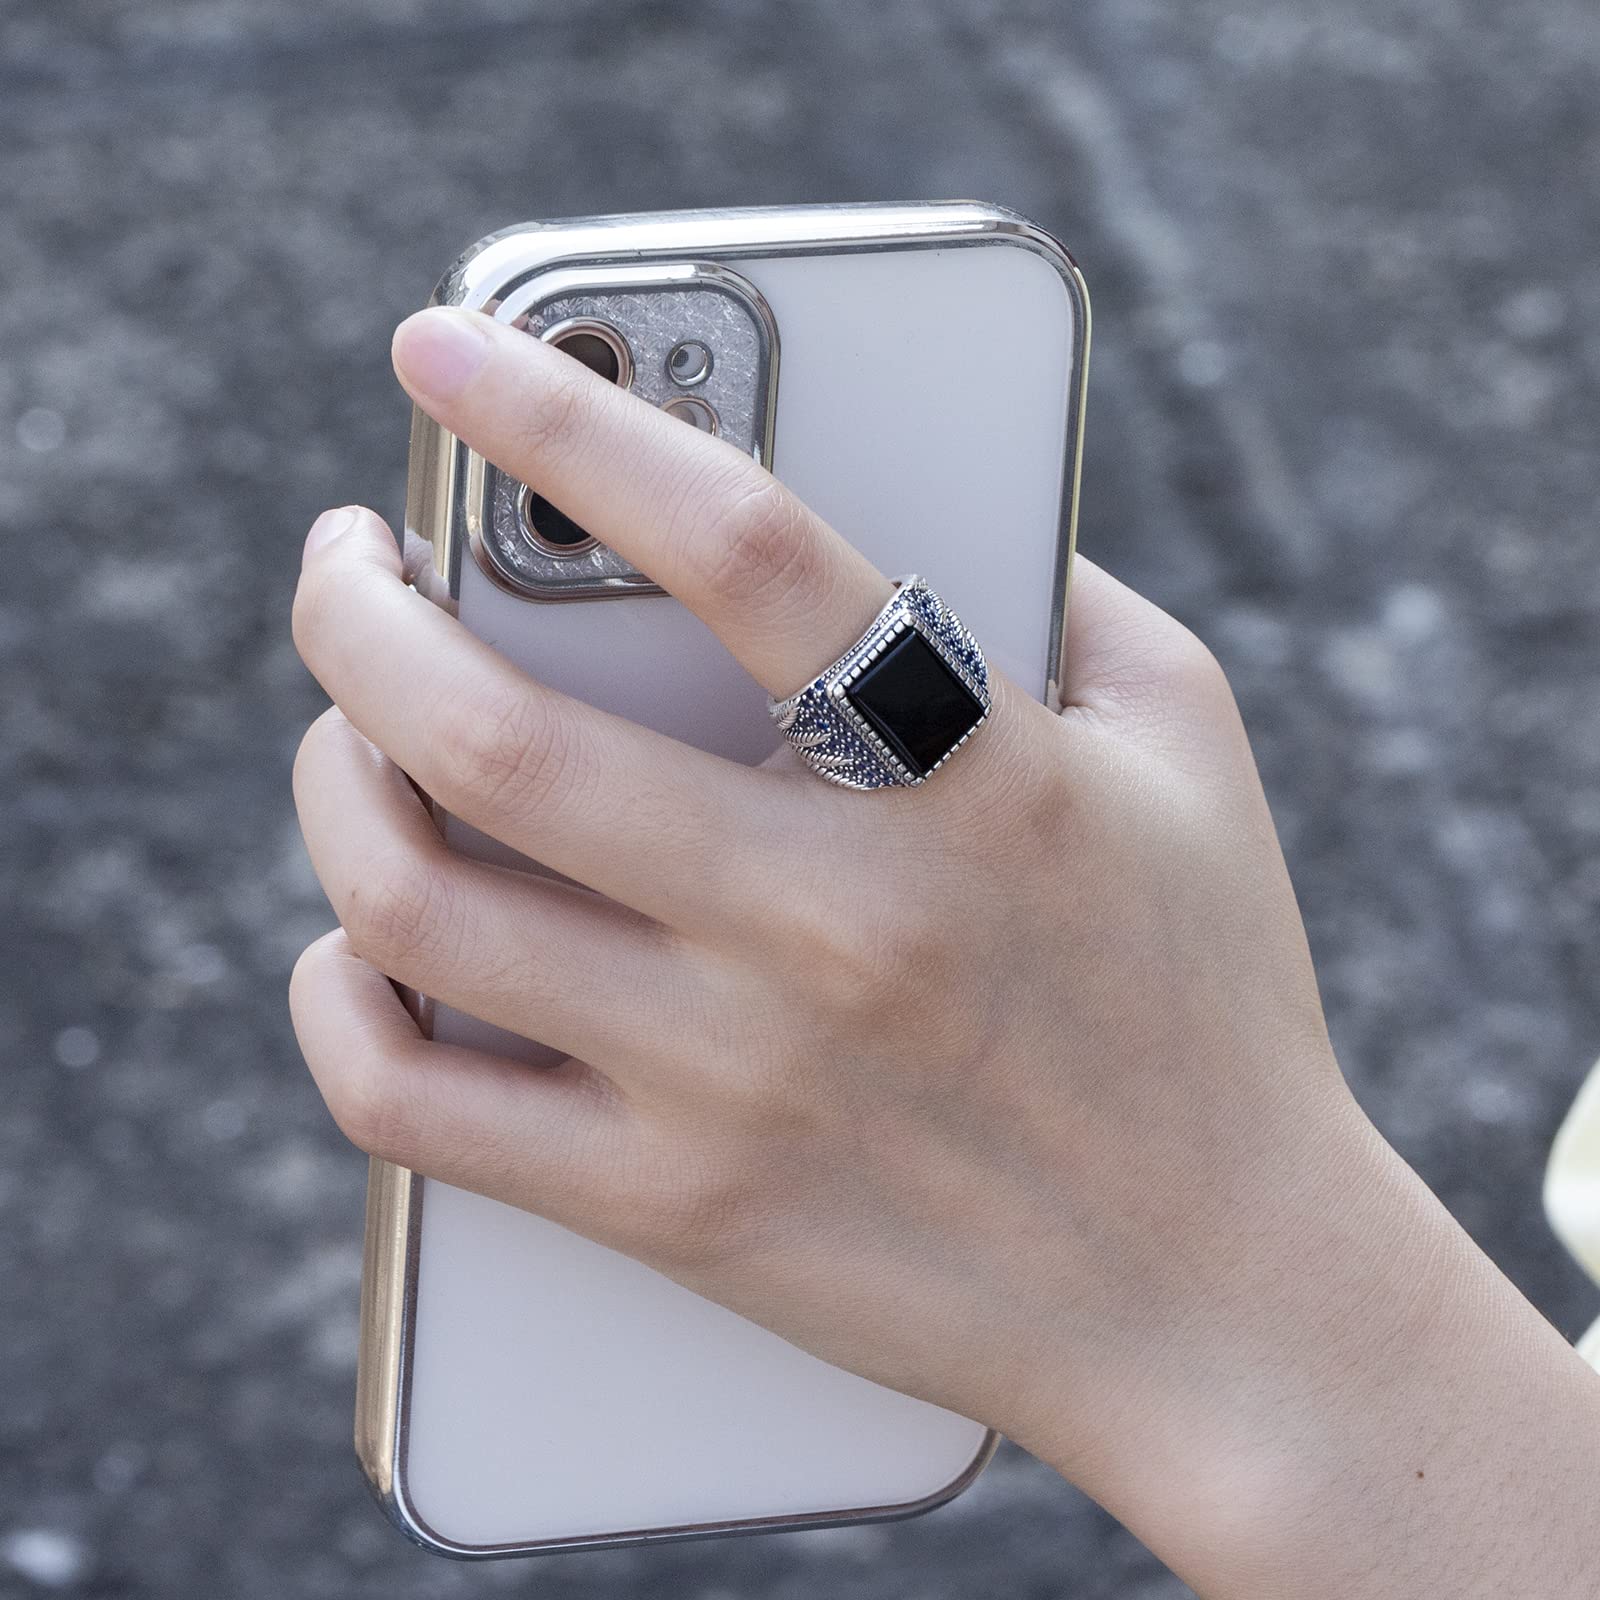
[290,306,1600,1596]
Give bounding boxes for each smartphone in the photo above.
[357,201,1090,1556]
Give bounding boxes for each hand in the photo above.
[290,309,1600,1598]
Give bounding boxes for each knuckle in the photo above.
[1008,754,1081,860]
[321,1049,409,1159]
[1101,603,1233,708]
[693,475,820,614]
[339,851,460,975]
[1072,600,1238,728]
[863,902,960,1012]
[434,683,578,818]
[643,1147,754,1270]
[509,361,590,472]
[785,887,957,1034]
[970,710,1081,855]
[1161,625,1233,706]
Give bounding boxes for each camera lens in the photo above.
[544,320,632,388]
[667,339,713,387]
[662,396,719,435]
[553,330,620,383]
[519,484,597,555]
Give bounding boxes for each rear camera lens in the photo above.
[662,396,719,435]
[519,484,597,555]
[667,339,713,387]
[553,330,620,383]
[543,320,632,388]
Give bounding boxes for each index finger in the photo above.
[391,307,894,702]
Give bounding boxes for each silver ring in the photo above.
[768,576,992,790]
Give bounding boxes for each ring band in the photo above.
[768,576,991,790]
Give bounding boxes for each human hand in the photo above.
[290,308,1600,1598]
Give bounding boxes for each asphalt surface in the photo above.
[3,2,1599,1596]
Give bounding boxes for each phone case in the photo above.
[357,201,1090,1556]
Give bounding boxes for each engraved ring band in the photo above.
[767,576,992,791]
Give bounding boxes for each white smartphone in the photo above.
[357,201,1090,1556]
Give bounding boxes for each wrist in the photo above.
[1083,1128,1462,1589]
[1012,1110,1600,1597]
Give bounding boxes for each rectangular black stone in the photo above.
[843,627,984,778]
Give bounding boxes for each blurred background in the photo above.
[3,1,1599,1595]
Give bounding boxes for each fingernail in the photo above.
[392,308,492,401]
[304,506,360,564]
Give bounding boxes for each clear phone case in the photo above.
[359,201,1090,1556]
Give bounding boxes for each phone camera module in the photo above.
[666,339,713,388]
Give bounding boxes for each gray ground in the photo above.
[3,1,1599,1595]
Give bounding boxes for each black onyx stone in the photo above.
[843,628,984,778]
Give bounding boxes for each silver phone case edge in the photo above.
[357,199,1091,1559]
